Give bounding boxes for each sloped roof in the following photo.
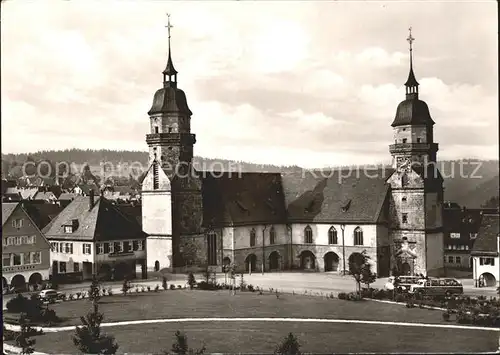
[19,188,38,200]
[2,193,22,202]
[58,192,77,201]
[282,168,392,223]
[443,208,483,245]
[201,172,287,227]
[43,195,145,241]
[115,204,142,227]
[22,202,65,230]
[471,214,500,256]
[2,202,19,226]
[33,191,56,200]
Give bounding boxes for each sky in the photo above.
[1,0,498,168]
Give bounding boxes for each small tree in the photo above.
[167,330,206,355]
[274,332,301,355]
[162,276,168,290]
[228,264,237,295]
[88,275,101,304]
[121,278,130,296]
[73,303,119,354]
[349,250,376,293]
[187,272,196,290]
[16,313,36,355]
[202,265,211,284]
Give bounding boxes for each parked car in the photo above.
[409,278,463,297]
[384,275,429,293]
[38,289,59,303]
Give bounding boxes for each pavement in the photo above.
[3,272,498,310]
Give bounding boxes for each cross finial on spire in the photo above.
[404,26,419,98]
[163,12,178,86]
[407,26,415,51]
[166,13,173,40]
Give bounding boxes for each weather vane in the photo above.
[407,26,415,51]
[166,13,173,39]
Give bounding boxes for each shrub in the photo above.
[162,276,168,290]
[69,294,74,300]
[274,332,301,355]
[76,292,82,300]
[6,294,29,313]
[147,286,151,292]
[167,330,206,355]
[177,285,182,289]
[247,284,255,292]
[170,284,176,290]
[394,294,406,303]
[154,285,160,292]
[338,292,347,300]
[347,292,362,301]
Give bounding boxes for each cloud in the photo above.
[1,0,498,167]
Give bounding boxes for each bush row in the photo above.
[337,287,500,328]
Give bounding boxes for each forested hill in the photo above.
[1,150,498,208]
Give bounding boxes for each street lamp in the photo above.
[341,224,346,275]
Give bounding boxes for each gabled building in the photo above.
[2,203,52,292]
[471,214,500,287]
[43,191,147,282]
[141,25,446,277]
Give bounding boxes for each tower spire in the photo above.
[163,13,178,88]
[404,26,419,99]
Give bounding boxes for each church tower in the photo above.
[387,28,444,277]
[142,15,204,272]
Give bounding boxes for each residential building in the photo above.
[43,191,147,282]
[2,203,52,291]
[471,214,500,287]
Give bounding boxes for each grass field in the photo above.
[4,290,499,353]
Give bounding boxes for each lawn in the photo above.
[31,290,464,326]
[4,290,499,353]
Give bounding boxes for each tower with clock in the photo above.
[141,14,205,272]
[386,28,444,277]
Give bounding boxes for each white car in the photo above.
[38,289,59,302]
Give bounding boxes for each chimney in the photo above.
[89,189,95,210]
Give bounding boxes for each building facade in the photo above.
[2,203,51,291]
[472,214,500,287]
[43,192,147,282]
[141,25,445,277]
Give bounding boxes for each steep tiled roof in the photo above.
[282,168,392,223]
[115,204,142,227]
[22,202,65,230]
[42,195,145,241]
[471,214,500,256]
[202,172,287,227]
[443,208,484,246]
[2,193,22,202]
[2,202,19,226]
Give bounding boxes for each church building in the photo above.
[141,21,445,278]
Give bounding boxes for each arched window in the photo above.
[207,231,217,266]
[401,174,409,187]
[304,225,313,244]
[269,226,276,245]
[250,228,256,247]
[328,226,337,244]
[354,227,363,246]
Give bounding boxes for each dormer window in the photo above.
[341,199,351,213]
[64,226,73,234]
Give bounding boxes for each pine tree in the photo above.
[73,276,118,354]
[16,313,36,355]
[274,332,301,355]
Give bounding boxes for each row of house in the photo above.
[2,191,145,292]
[3,185,498,292]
